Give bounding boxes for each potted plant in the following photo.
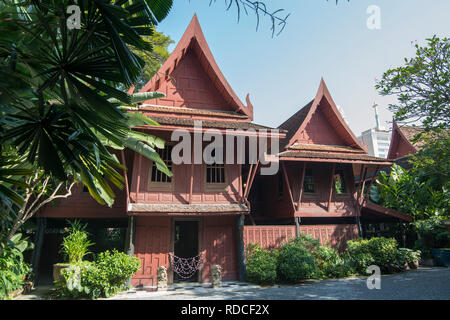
[432,248,450,267]
[413,218,450,267]
[54,220,94,284]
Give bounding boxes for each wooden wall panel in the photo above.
[132,217,171,287]
[37,183,127,219]
[244,226,296,250]
[244,224,358,251]
[202,216,237,282]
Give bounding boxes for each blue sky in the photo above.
[157,0,450,136]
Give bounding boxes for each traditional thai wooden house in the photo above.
[33,15,412,288]
[243,79,413,250]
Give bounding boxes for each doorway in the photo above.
[173,220,199,283]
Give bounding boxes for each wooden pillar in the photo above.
[327,163,336,212]
[236,214,246,282]
[125,215,136,287]
[124,216,136,256]
[31,218,46,286]
[281,162,296,213]
[294,217,301,238]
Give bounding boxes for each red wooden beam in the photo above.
[363,165,380,206]
[243,163,254,199]
[281,161,296,213]
[136,154,142,200]
[297,162,306,211]
[358,166,369,210]
[355,164,365,205]
[244,161,259,199]
[327,163,336,212]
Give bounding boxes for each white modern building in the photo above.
[358,104,391,158]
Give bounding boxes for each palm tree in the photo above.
[0,0,174,249]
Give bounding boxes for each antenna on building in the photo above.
[373,103,380,130]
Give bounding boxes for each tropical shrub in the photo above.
[345,237,401,274]
[396,248,421,269]
[313,246,353,278]
[245,243,277,285]
[412,217,450,258]
[0,233,33,299]
[60,249,140,299]
[277,242,318,282]
[60,220,94,264]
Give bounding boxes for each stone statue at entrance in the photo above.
[157,266,168,291]
[211,265,222,288]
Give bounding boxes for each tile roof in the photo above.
[146,116,284,132]
[288,143,366,154]
[278,100,314,147]
[279,150,393,164]
[138,104,249,119]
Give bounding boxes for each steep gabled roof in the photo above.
[387,121,424,159]
[139,14,254,120]
[278,79,366,151]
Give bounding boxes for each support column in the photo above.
[124,216,136,256]
[125,215,136,287]
[294,217,301,238]
[236,214,246,282]
[356,216,363,238]
[31,218,46,286]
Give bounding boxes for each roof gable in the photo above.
[139,14,254,120]
[279,79,366,151]
[387,121,421,159]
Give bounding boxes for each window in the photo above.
[334,169,347,195]
[206,163,225,184]
[303,169,315,194]
[150,146,173,183]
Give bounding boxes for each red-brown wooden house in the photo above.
[33,15,412,288]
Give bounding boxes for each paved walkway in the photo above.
[15,267,450,300]
[110,267,450,300]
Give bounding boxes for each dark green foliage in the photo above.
[313,246,353,279]
[397,248,421,267]
[60,249,140,299]
[344,237,404,274]
[245,244,277,285]
[370,164,449,220]
[0,233,33,299]
[277,241,318,282]
[412,217,450,258]
[376,36,449,131]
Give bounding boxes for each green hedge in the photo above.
[277,242,317,282]
[245,244,277,285]
[246,235,421,285]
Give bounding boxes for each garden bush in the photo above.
[61,249,141,299]
[344,237,401,274]
[396,248,421,269]
[413,217,450,258]
[313,245,353,278]
[277,241,318,282]
[0,233,33,299]
[245,243,277,285]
